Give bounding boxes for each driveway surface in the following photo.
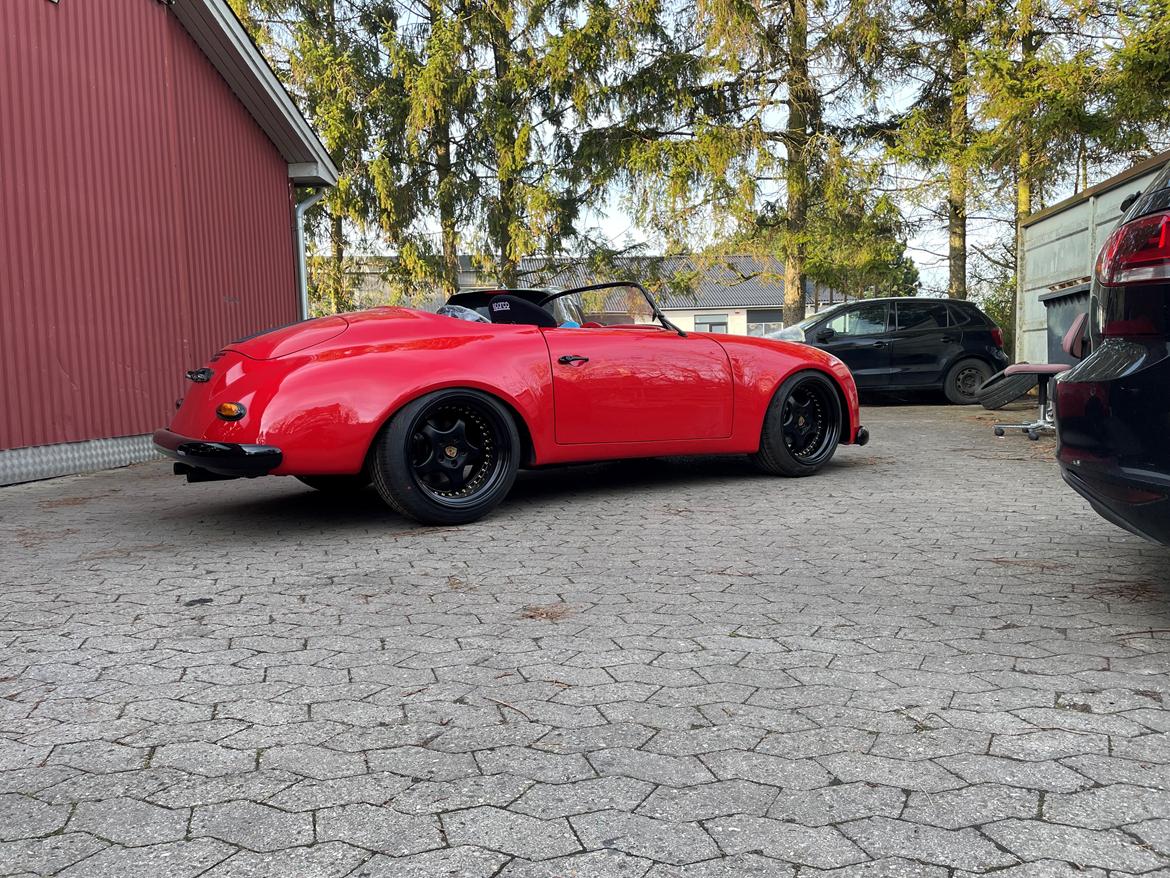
[1,405,1168,877]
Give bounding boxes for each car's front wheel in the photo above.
[372,389,520,525]
[751,370,843,477]
[944,358,993,405]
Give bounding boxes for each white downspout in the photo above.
[294,190,327,320]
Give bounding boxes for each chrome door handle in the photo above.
[558,355,589,364]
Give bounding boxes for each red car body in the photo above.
[157,306,863,481]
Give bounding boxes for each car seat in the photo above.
[488,294,558,328]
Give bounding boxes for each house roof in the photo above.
[169,0,338,186]
[458,255,838,309]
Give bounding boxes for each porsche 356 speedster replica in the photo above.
[154,282,868,525]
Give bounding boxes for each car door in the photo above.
[541,326,734,444]
[888,299,956,387]
[809,301,892,388]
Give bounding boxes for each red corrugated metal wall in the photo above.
[0,0,298,451]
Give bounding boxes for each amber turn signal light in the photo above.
[216,402,246,421]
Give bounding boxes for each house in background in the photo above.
[0,0,336,485]
[1017,150,1169,364]
[457,256,845,335]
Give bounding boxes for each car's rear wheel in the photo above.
[751,370,843,477]
[296,474,370,493]
[372,389,520,525]
[945,358,993,405]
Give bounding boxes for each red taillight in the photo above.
[1095,211,1170,286]
[990,327,1004,348]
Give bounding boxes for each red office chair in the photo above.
[993,312,1089,441]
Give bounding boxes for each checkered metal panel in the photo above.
[0,435,160,486]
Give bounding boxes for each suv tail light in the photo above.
[1095,210,1170,286]
[990,327,1004,349]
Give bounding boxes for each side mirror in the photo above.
[816,327,836,342]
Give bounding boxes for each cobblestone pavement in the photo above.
[1,405,1168,878]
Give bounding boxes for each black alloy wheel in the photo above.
[407,400,509,505]
[751,370,843,476]
[373,389,520,525]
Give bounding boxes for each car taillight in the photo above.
[1095,210,1170,286]
[990,327,1004,348]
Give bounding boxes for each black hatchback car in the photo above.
[771,297,1009,404]
[1054,159,1170,547]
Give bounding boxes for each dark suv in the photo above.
[770,297,1009,404]
[1054,158,1170,547]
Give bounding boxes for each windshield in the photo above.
[552,281,685,335]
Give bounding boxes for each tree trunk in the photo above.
[947,4,968,300]
[1013,0,1036,356]
[435,114,459,295]
[330,211,347,313]
[783,0,811,326]
[491,38,518,288]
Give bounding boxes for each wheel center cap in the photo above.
[444,445,459,459]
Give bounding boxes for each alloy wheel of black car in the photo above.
[373,389,520,525]
[751,370,843,477]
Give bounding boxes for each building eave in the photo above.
[169,0,339,187]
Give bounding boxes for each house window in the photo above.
[747,308,785,337]
[695,313,729,333]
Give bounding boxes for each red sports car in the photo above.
[154,282,868,524]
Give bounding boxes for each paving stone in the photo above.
[367,746,479,781]
[590,748,715,786]
[0,792,69,841]
[706,816,865,869]
[1043,783,1167,829]
[477,745,594,783]
[69,796,188,845]
[902,783,1039,829]
[190,800,314,852]
[767,782,904,826]
[196,841,371,878]
[800,858,948,877]
[572,810,720,865]
[153,742,254,777]
[841,816,1018,871]
[702,749,831,789]
[354,845,510,877]
[938,754,1093,792]
[443,805,580,859]
[317,803,442,854]
[0,832,106,875]
[259,744,366,779]
[501,849,654,878]
[511,776,653,818]
[982,819,1170,873]
[55,838,233,878]
[818,752,963,792]
[638,779,777,821]
[644,853,794,877]
[265,773,414,811]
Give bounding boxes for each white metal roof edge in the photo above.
[169,0,339,187]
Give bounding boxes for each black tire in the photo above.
[296,474,371,493]
[750,370,843,477]
[944,358,993,405]
[976,369,1035,410]
[371,389,520,525]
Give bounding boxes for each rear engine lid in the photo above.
[224,315,348,360]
